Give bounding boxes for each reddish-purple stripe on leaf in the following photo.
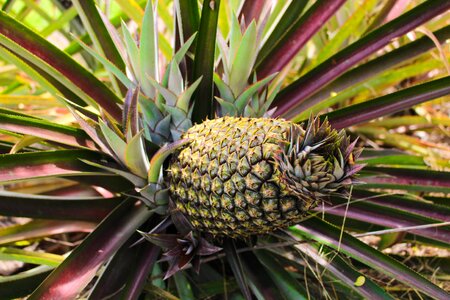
[273,1,450,116]
[258,0,346,78]
[0,11,122,121]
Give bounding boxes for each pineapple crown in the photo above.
[277,117,364,205]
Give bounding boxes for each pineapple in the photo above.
[168,117,362,237]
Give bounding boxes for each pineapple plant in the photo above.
[0,0,449,299]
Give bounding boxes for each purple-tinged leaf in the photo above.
[291,218,449,300]
[352,190,450,222]
[272,1,450,116]
[2,48,87,107]
[0,10,123,121]
[123,87,140,138]
[28,199,153,299]
[197,239,222,256]
[122,244,160,299]
[169,200,194,235]
[326,76,450,129]
[363,166,450,188]
[0,113,99,150]
[357,182,450,194]
[139,232,179,249]
[256,0,308,69]
[67,107,114,157]
[88,233,159,300]
[68,174,135,193]
[239,0,266,25]
[0,220,95,245]
[322,197,450,244]
[257,0,346,78]
[0,150,107,183]
[290,25,450,116]
[0,191,121,222]
[164,257,185,280]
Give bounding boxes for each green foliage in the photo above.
[0,0,448,299]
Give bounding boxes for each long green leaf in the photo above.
[0,150,107,183]
[0,220,95,245]
[140,0,159,97]
[0,46,86,107]
[290,218,449,299]
[0,247,64,267]
[255,250,307,300]
[0,113,98,150]
[0,10,122,121]
[315,0,379,64]
[292,25,450,117]
[326,76,450,129]
[72,1,125,72]
[273,1,450,116]
[173,272,195,300]
[191,0,220,122]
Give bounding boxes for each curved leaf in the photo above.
[0,10,122,121]
[0,220,95,245]
[293,25,450,116]
[28,199,153,299]
[0,150,108,183]
[290,218,449,300]
[0,113,99,150]
[323,196,450,244]
[257,0,346,78]
[326,76,450,129]
[0,247,64,267]
[273,1,450,116]
[88,233,159,300]
[289,245,393,300]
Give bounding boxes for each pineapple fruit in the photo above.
[168,117,362,237]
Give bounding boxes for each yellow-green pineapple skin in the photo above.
[168,117,315,238]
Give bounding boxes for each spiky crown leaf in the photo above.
[278,117,364,203]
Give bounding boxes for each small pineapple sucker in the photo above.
[167,117,363,238]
